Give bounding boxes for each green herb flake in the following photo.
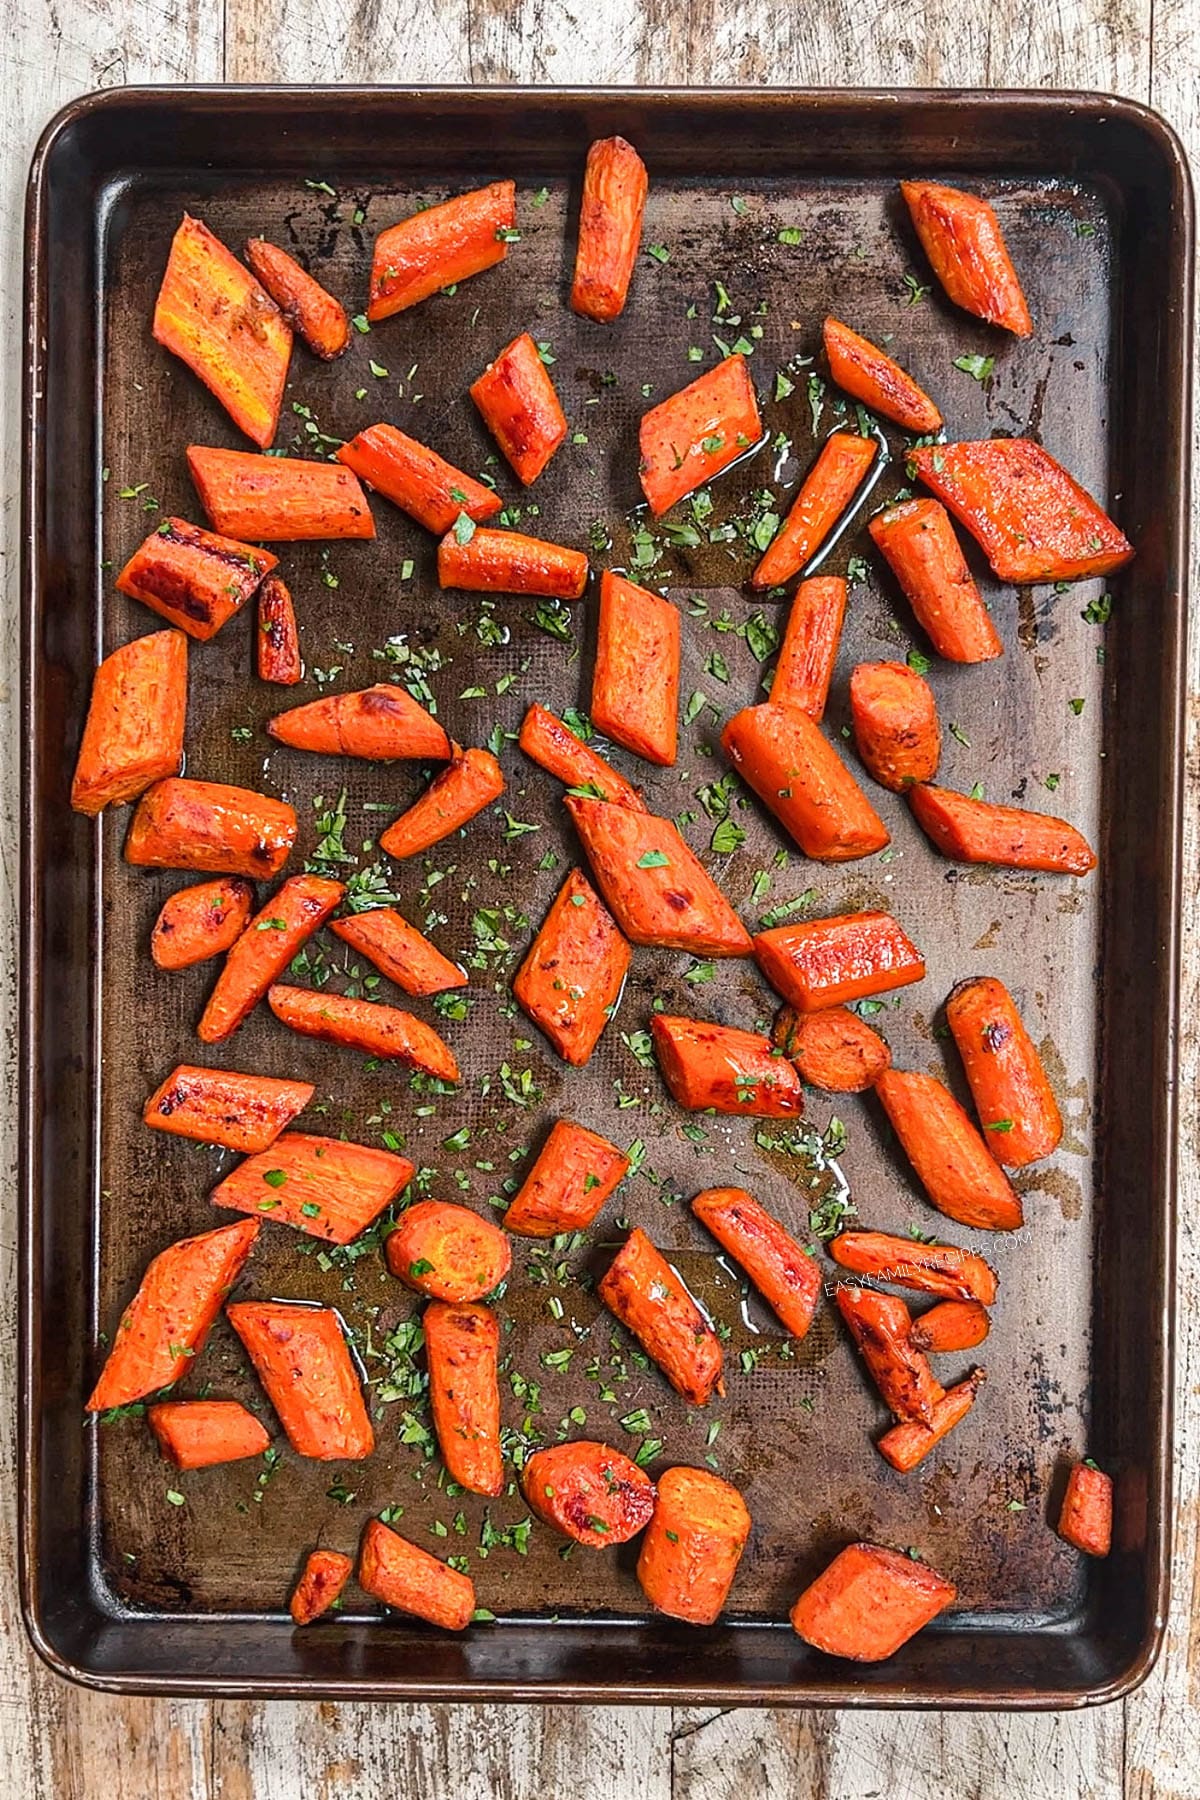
[953,352,995,382]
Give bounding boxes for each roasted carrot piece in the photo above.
[909,1298,990,1354]
[571,136,649,322]
[1058,1461,1113,1556]
[639,354,763,516]
[197,874,344,1044]
[599,1227,724,1405]
[823,317,942,433]
[503,1119,630,1239]
[267,685,450,761]
[850,660,941,792]
[437,526,588,599]
[358,1518,477,1629]
[267,985,460,1083]
[591,571,680,766]
[774,1005,891,1092]
[753,910,925,1013]
[424,1300,504,1497]
[153,214,291,447]
[152,877,255,970]
[330,908,466,997]
[212,1132,414,1245]
[519,704,647,811]
[71,630,187,815]
[751,434,877,590]
[256,574,303,685]
[868,499,1002,664]
[384,1200,511,1302]
[691,1187,820,1338]
[86,1219,259,1412]
[290,1549,353,1625]
[770,576,846,720]
[830,1230,998,1305]
[470,331,568,485]
[187,446,375,542]
[909,782,1096,876]
[367,180,516,322]
[513,868,631,1066]
[835,1284,944,1425]
[652,1015,804,1117]
[143,1065,314,1153]
[637,1466,750,1624]
[902,179,1032,336]
[126,779,297,880]
[244,237,349,360]
[877,1370,986,1472]
[909,439,1133,583]
[147,1399,271,1470]
[379,747,505,860]
[522,1440,656,1547]
[790,1541,956,1660]
[946,976,1063,1167]
[117,519,278,641]
[722,702,890,862]
[875,1068,1024,1232]
[565,794,752,956]
[227,1301,374,1460]
[336,423,502,535]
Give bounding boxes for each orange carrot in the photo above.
[591,571,680,765]
[384,1200,511,1302]
[330,908,466,997]
[835,1284,944,1425]
[599,1227,724,1405]
[367,181,516,322]
[267,985,460,1083]
[227,1301,374,1460]
[877,1370,986,1472]
[522,1441,656,1547]
[244,237,349,359]
[358,1518,476,1629]
[868,499,1002,664]
[336,423,502,535]
[790,1541,956,1659]
[753,910,925,1013]
[197,874,344,1044]
[639,354,762,516]
[378,746,505,859]
[143,1064,314,1153]
[471,331,567,485]
[770,575,846,720]
[267,685,450,761]
[126,779,297,879]
[829,1230,998,1305]
[513,868,631,1066]
[636,1466,750,1624]
[152,877,255,970]
[256,574,303,684]
[652,1015,804,1117]
[86,1219,259,1412]
[503,1119,630,1239]
[571,136,648,321]
[874,1068,1024,1231]
[519,704,647,810]
[153,214,291,447]
[437,525,588,599]
[901,180,1032,336]
[946,976,1063,1167]
[187,446,375,542]
[117,519,277,641]
[147,1399,271,1470]
[71,630,187,815]
[909,782,1096,875]
[691,1187,820,1338]
[823,316,942,433]
[289,1549,353,1625]
[1057,1461,1112,1556]
[909,1299,990,1354]
[722,702,890,861]
[849,660,941,791]
[751,433,877,590]
[774,1005,891,1092]
[212,1132,414,1245]
[424,1300,504,1497]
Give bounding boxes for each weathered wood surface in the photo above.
[1,1,1197,1795]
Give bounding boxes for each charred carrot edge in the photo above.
[521,1440,656,1547]
[424,1301,504,1497]
[691,1187,821,1338]
[267,685,451,762]
[849,660,941,792]
[753,909,925,1014]
[256,574,303,684]
[829,1230,999,1306]
[571,136,649,321]
[877,1370,986,1472]
[775,1006,892,1092]
[227,1301,374,1460]
[383,1200,511,1303]
[153,214,292,448]
[503,1119,631,1239]
[598,1226,724,1405]
[367,180,516,323]
[267,984,461,1083]
[901,180,1033,336]
[187,446,375,542]
[591,571,680,766]
[823,317,943,433]
[143,1064,314,1154]
[1057,1460,1113,1556]
[519,704,648,811]
[290,1549,354,1625]
[790,1541,957,1659]
[126,778,297,879]
[147,1399,271,1470]
[336,422,502,535]
[71,629,187,815]
[117,519,278,641]
[330,908,467,997]
[770,576,847,720]
[197,874,345,1044]
[358,1517,476,1629]
[909,782,1096,876]
[470,331,568,485]
[244,237,350,360]
[212,1131,414,1246]
[513,867,632,1066]
[379,747,505,860]
[946,976,1063,1167]
[152,876,256,971]
[875,1068,1024,1232]
[652,1014,804,1117]
[751,433,877,590]
[722,702,890,862]
[636,1466,751,1624]
[835,1284,944,1425]
[437,526,588,599]
[909,1298,991,1354]
[868,499,1002,664]
[639,354,763,517]
[86,1219,260,1412]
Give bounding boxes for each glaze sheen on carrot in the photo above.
[849,660,941,791]
[770,576,847,720]
[290,1549,354,1625]
[379,747,505,859]
[691,1188,821,1339]
[868,499,1002,664]
[519,704,647,811]
[470,331,568,485]
[143,1065,314,1153]
[256,574,303,684]
[639,354,763,516]
[1057,1461,1113,1556]
[652,1015,805,1117]
[790,1541,957,1660]
[227,1302,374,1460]
[835,1284,944,1426]
[902,180,1033,336]
[330,908,466,997]
[71,630,187,815]
[197,874,344,1044]
[117,519,278,641]
[571,136,649,322]
[877,1370,986,1473]
[267,985,461,1083]
[147,1399,271,1470]
[908,782,1097,876]
[874,1068,1024,1232]
[152,877,255,971]
[212,1132,414,1245]
[267,685,451,761]
[636,1466,751,1625]
[424,1301,504,1497]
[522,1441,656,1547]
[126,779,297,879]
[751,433,877,590]
[753,910,925,1013]
[598,1227,724,1405]
[829,1230,999,1306]
[591,571,680,765]
[946,976,1063,1167]
[909,1299,991,1354]
[722,703,890,862]
[187,446,375,542]
[384,1200,511,1302]
[358,1518,476,1629]
[773,1005,891,1092]
[503,1119,630,1238]
[367,180,516,322]
[437,526,589,599]
[86,1218,259,1412]
[244,237,349,359]
[513,868,631,1066]
[336,423,502,535]
[823,317,942,433]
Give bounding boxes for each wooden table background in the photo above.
[3,2,1197,1796]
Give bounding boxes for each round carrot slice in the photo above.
[773,1004,891,1092]
[521,1441,656,1547]
[384,1200,512,1302]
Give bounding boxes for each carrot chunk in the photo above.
[722,702,890,862]
[639,355,763,516]
[637,1466,750,1624]
[519,704,647,811]
[267,685,450,762]
[244,237,349,360]
[835,1284,944,1425]
[902,180,1032,336]
[823,317,942,433]
[599,1227,724,1405]
[187,446,375,542]
[212,1132,414,1245]
[425,1301,504,1497]
[197,874,344,1044]
[358,1518,476,1629]
[503,1119,630,1238]
[829,1230,998,1305]
[790,1541,956,1660]
[384,1201,511,1302]
[754,909,924,1013]
[1057,1461,1113,1556]
[256,574,303,685]
[143,1065,314,1153]
[770,576,847,720]
[147,1399,271,1470]
[513,868,631,1066]
[522,1440,656,1547]
[571,136,649,322]
[336,423,502,535]
[330,908,466,997]
[152,877,255,971]
[868,499,1002,664]
[909,782,1096,875]
[126,778,297,879]
[849,659,941,791]
[751,433,877,590]
[877,1370,986,1472]
[591,571,680,766]
[289,1549,353,1625]
[774,1005,891,1092]
[909,1298,991,1354]
[227,1301,374,1460]
[267,985,460,1083]
[652,1014,804,1117]
[471,331,568,485]
[71,629,187,815]
[691,1187,820,1338]
[379,746,505,859]
[117,519,277,641]
[946,975,1063,1167]
[437,526,588,599]
[874,1068,1024,1232]
[367,181,516,323]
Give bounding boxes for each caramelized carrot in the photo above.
[823,317,942,433]
[835,1284,943,1425]
[830,1230,998,1306]
[152,877,255,971]
[909,439,1133,583]
[71,630,187,815]
[1057,1461,1113,1556]
[849,659,941,791]
[244,237,349,359]
[503,1119,630,1239]
[753,910,925,1013]
[86,1219,259,1412]
[336,423,502,535]
[691,1187,820,1338]
[909,1298,990,1354]
[384,1201,511,1302]
[868,499,1002,663]
[470,331,568,485]
[197,874,344,1044]
[770,575,846,720]
[212,1132,414,1245]
[522,1441,656,1546]
[290,1549,353,1625]
[519,704,647,810]
[875,1068,1024,1232]
[591,571,680,765]
[367,181,516,322]
[358,1518,476,1629]
[946,976,1063,1167]
[909,782,1096,875]
[652,1015,804,1117]
[790,1541,956,1660]
[267,985,460,1083]
[330,908,466,997]
[722,702,890,861]
[774,1005,891,1092]
[143,1065,314,1153]
[187,446,375,542]
[877,1370,986,1472]
[424,1301,504,1497]
[636,1466,750,1624]
[437,525,588,599]
[639,354,763,516]
[153,214,291,447]
[147,1399,270,1470]
[598,1227,724,1405]
[126,779,297,880]
[513,868,631,1066]
[901,180,1032,336]
[571,136,649,322]
[267,685,450,761]
[227,1301,374,1460]
[378,746,505,859]
[117,519,277,641]
[751,433,877,590]
[256,574,303,684]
